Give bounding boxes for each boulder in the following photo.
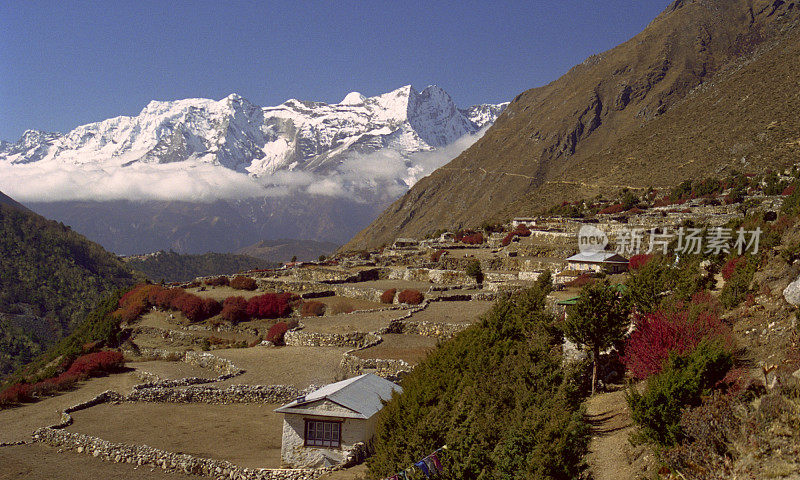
[782,276,800,305]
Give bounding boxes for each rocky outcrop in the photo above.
[783,275,800,305]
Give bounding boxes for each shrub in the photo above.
[301,301,326,317]
[380,289,397,304]
[621,306,732,379]
[721,257,745,281]
[221,296,249,324]
[246,293,292,319]
[204,276,230,287]
[565,273,595,288]
[501,232,515,247]
[266,322,289,345]
[627,341,733,446]
[230,276,257,291]
[628,254,653,271]
[461,233,484,245]
[512,224,532,237]
[202,298,221,318]
[398,289,424,305]
[430,250,447,262]
[0,383,33,405]
[65,351,124,378]
[720,257,755,309]
[599,203,625,215]
[465,259,483,283]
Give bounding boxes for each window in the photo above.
[304,419,341,448]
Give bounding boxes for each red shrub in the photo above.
[230,276,257,291]
[565,274,595,288]
[65,351,125,378]
[221,296,249,324]
[0,383,34,405]
[431,250,447,262]
[380,289,397,304]
[202,298,222,318]
[461,233,484,245]
[114,302,146,323]
[398,289,424,305]
[501,232,515,247]
[514,225,531,237]
[204,276,230,287]
[621,309,732,379]
[247,293,292,319]
[721,257,745,281]
[599,203,626,215]
[782,184,796,196]
[266,321,290,344]
[301,301,326,317]
[628,254,653,271]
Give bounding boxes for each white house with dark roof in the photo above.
[566,251,629,273]
[275,373,402,468]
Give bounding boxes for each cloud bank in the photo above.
[0,128,487,204]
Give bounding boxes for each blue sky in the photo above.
[0,1,669,141]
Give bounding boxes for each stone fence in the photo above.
[284,330,381,349]
[126,384,307,405]
[130,349,244,377]
[33,427,325,480]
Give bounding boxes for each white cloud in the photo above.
[0,128,488,204]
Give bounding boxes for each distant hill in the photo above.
[346,0,800,249]
[124,251,279,283]
[0,193,139,377]
[236,239,339,263]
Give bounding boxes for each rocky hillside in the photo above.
[346,0,800,250]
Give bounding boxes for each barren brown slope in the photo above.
[345,0,800,250]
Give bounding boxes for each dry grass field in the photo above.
[351,334,438,364]
[299,310,400,334]
[208,346,350,388]
[0,443,198,480]
[66,403,284,469]
[406,300,493,325]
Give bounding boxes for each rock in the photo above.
[783,276,800,305]
[76,446,84,453]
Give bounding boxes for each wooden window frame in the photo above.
[304,419,342,448]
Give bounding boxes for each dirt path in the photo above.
[585,389,641,480]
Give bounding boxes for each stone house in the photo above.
[275,373,402,468]
[566,251,629,274]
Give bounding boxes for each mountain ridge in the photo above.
[344,0,800,250]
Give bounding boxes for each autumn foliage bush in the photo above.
[461,233,484,245]
[204,276,230,287]
[116,284,221,323]
[501,232,515,247]
[565,273,595,288]
[622,294,733,379]
[721,257,746,281]
[430,250,447,262]
[246,293,294,319]
[599,203,626,215]
[221,296,249,324]
[0,351,124,407]
[628,254,653,271]
[380,289,397,304]
[266,321,290,345]
[301,301,326,317]
[398,289,424,305]
[230,276,257,291]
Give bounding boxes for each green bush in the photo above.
[368,285,589,480]
[720,257,756,309]
[627,341,733,446]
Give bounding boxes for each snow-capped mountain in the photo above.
[0,85,506,184]
[0,85,506,255]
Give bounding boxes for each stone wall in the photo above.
[33,427,325,480]
[126,384,306,405]
[284,331,380,349]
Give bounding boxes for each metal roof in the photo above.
[274,373,402,420]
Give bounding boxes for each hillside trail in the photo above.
[585,387,648,480]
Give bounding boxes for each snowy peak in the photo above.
[0,85,506,179]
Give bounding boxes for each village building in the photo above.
[510,217,537,229]
[565,251,629,274]
[391,238,419,249]
[275,374,402,468]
